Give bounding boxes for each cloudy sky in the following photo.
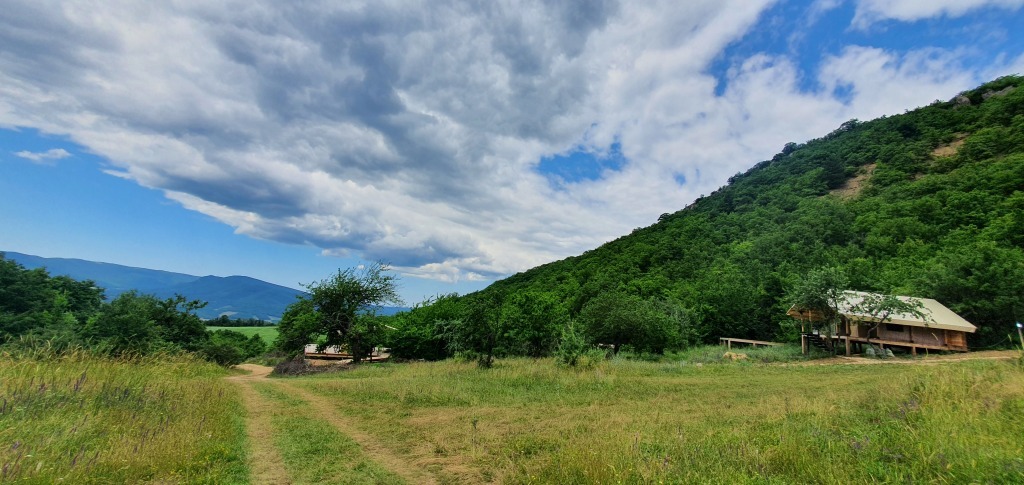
[2,0,1023,303]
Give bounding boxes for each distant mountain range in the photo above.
[3,251,406,321]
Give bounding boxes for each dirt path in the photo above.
[273,379,438,485]
[786,349,1020,366]
[227,364,436,485]
[226,365,291,485]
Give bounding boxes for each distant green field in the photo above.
[208,325,279,342]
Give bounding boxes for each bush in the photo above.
[555,321,590,367]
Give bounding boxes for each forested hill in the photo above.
[468,76,1024,349]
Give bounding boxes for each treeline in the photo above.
[205,315,275,327]
[381,76,1024,360]
[0,254,266,364]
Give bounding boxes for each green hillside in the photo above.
[387,76,1024,358]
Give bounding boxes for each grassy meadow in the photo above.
[3,345,1022,484]
[207,325,279,343]
[0,348,247,484]
[282,352,1024,484]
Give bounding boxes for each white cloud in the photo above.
[14,148,71,163]
[853,0,1024,28]
[0,1,1018,283]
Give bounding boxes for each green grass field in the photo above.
[208,325,279,343]
[7,346,1022,483]
[275,353,1024,483]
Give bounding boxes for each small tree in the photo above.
[849,293,929,341]
[555,319,590,367]
[308,262,402,362]
[789,267,849,352]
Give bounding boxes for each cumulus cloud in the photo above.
[14,148,71,163]
[852,0,1024,28]
[0,1,1018,282]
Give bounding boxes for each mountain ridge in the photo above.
[2,251,307,321]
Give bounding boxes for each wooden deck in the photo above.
[719,338,786,350]
[801,334,968,356]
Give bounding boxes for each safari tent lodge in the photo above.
[788,291,977,356]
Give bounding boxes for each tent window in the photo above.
[885,323,906,332]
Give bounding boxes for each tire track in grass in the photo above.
[227,366,292,485]
[272,378,439,485]
[252,382,405,484]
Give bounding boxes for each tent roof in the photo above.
[788,291,977,333]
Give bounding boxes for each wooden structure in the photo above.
[303,344,385,361]
[719,338,785,350]
[788,291,977,356]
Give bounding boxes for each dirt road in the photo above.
[227,364,435,485]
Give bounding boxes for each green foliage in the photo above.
[554,320,590,367]
[202,329,268,365]
[274,298,319,356]
[849,293,929,338]
[0,253,255,364]
[579,292,684,354]
[788,267,849,333]
[386,293,464,361]
[274,262,402,362]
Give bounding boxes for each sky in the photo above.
[2,0,1023,304]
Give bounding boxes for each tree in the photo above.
[278,262,402,362]
[502,290,567,357]
[446,291,505,368]
[579,292,680,354]
[82,291,160,354]
[153,295,208,351]
[274,298,318,355]
[788,267,849,352]
[386,293,464,361]
[849,293,929,341]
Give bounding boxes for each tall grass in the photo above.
[0,346,247,483]
[289,355,1024,483]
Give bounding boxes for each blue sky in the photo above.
[1,0,1022,304]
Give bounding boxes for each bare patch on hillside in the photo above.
[932,134,967,158]
[830,163,876,200]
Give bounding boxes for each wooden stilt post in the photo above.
[911,346,917,357]
[845,337,851,356]
[801,335,807,355]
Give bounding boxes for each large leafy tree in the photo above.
[277,262,402,362]
[788,267,849,351]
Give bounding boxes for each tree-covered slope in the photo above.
[463,76,1024,350]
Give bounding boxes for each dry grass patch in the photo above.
[831,163,876,199]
